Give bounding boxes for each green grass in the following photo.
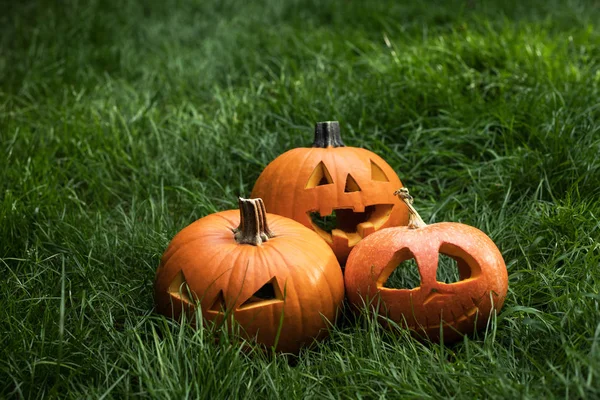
[2,0,600,397]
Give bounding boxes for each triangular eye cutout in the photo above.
[238,277,284,310]
[305,161,333,188]
[209,290,227,313]
[371,160,389,182]
[344,174,361,192]
[168,270,193,304]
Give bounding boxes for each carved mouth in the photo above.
[308,204,393,246]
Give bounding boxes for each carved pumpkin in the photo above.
[251,121,409,264]
[154,198,345,354]
[344,189,508,343]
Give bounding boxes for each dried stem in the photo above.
[394,188,427,229]
[234,198,274,245]
[312,121,345,148]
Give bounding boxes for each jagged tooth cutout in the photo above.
[237,277,284,310]
[168,270,194,304]
[305,161,333,188]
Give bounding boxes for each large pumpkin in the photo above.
[344,189,508,343]
[154,198,345,353]
[251,121,409,264]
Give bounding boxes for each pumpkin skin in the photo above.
[154,198,345,354]
[344,190,508,343]
[251,121,409,264]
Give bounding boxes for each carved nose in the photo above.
[344,174,361,192]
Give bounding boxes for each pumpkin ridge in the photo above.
[160,233,229,269]
[291,148,319,224]
[196,246,244,311]
[272,224,331,245]
[160,234,233,277]
[223,246,257,310]
[255,244,288,325]
[270,239,337,322]
[160,210,246,260]
[263,243,306,338]
[210,211,248,231]
[285,238,340,313]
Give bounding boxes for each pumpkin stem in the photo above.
[234,198,274,245]
[312,121,345,148]
[394,188,427,229]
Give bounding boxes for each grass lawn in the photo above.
[2,0,600,398]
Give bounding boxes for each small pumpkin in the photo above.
[344,188,508,343]
[154,198,345,353]
[251,121,409,264]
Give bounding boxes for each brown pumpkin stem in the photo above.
[312,121,345,148]
[234,198,274,245]
[394,188,427,229]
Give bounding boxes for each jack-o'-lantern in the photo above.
[251,121,409,264]
[344,188,508,343]
[154,198,345,354]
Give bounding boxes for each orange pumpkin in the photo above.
[154,198,345,354]
[251,121,409,264]
[344,188,508,343]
